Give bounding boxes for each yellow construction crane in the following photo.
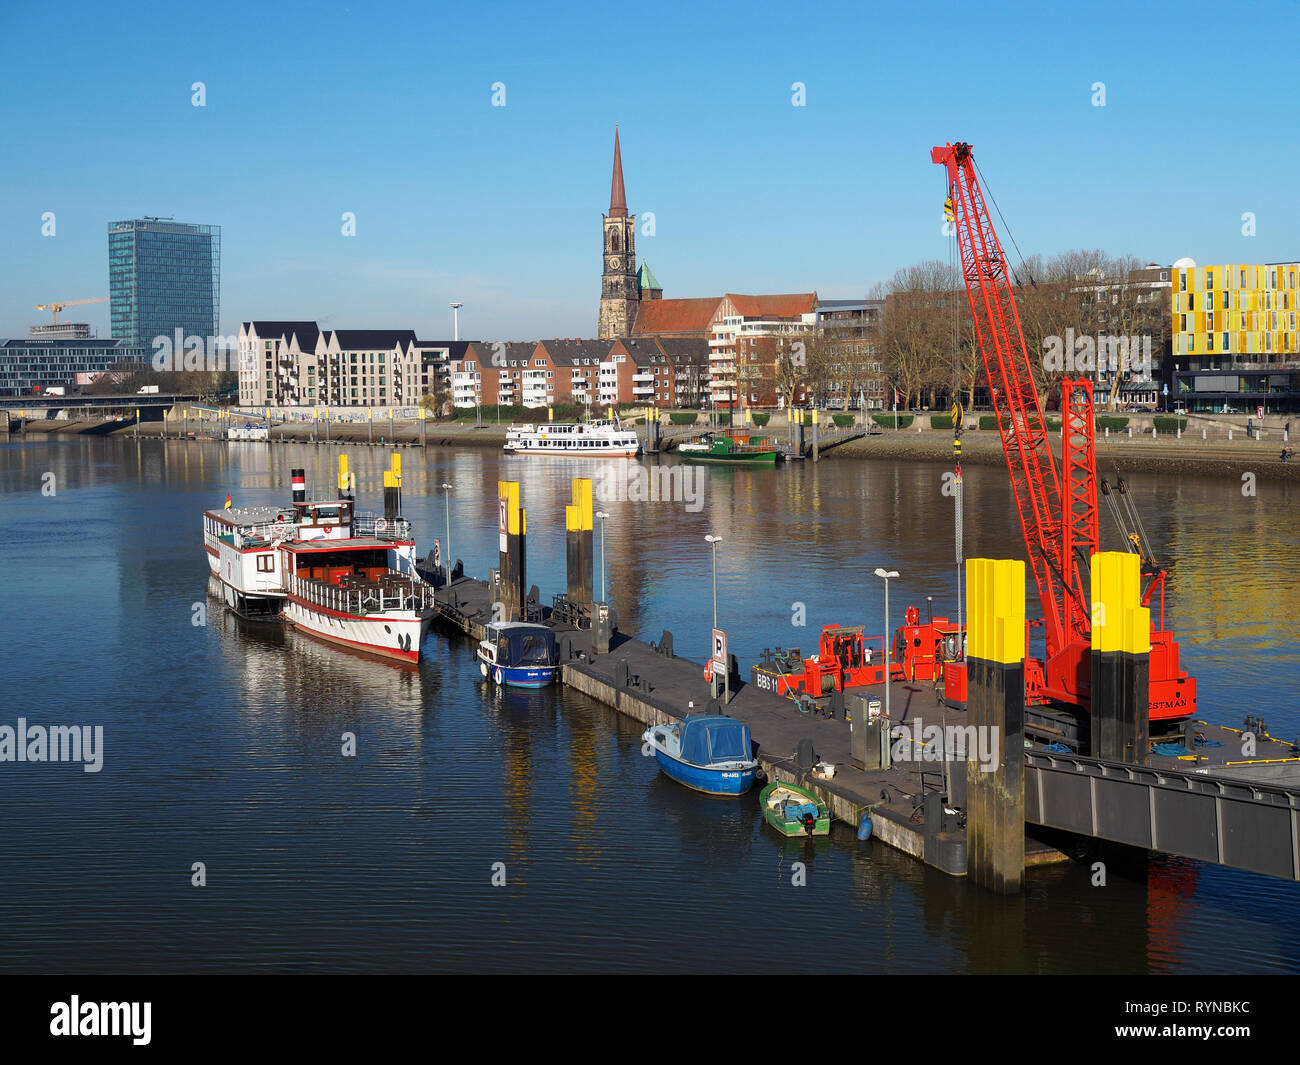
[35,297,108,324]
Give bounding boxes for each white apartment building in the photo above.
[706,294,817,407]
[237,322,464,408]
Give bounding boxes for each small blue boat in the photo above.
[641,714,760,795]
[477,622,559,688]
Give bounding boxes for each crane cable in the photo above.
[973,157,1036,288]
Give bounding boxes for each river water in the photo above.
[0,436,1296,973]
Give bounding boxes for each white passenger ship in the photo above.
[503,417,640,457]
[202,462,436,662]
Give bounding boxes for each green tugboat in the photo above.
[759,781,831,837]
[678,429,781,464]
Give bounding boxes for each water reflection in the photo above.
[0,436,1296,973]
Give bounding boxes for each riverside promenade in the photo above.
[6,404,1298,480]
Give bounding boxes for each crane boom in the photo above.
[35,298,108,324]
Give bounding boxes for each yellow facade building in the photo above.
[1172,262,1298,365]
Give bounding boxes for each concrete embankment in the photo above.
[831,429,1300,482]
[7,411,1297,481]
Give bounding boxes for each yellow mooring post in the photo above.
[1090,552,1151,764]
[497,480,525,621]
[338,453,352,496]
[965,557,1027,894]
[383,452,402,519]
[565,477,594,605]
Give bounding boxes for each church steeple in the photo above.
[598,127,639,339]
[609,126,628,218]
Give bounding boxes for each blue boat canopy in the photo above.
[488,624,558,668]
[679,715,753,766]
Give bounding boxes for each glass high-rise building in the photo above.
[108,218,221,345]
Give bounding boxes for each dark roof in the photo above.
[287,324,320,350]
[537,339,616,366]
[323,329,417,350]
[464,341,538,368]
[612,337,669,367]
[651,337,712,366]
[413,340,471,360]
[246,321,320,346]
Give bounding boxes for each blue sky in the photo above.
[2,0,1296,342]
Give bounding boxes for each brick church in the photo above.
[596,128,822,408]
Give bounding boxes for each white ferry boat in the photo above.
[202,462,436,662]
[503,417,640,457]
[227,423,269,441]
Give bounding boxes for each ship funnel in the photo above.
[291,468,306,504]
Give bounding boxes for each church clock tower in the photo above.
[598,127,639,339]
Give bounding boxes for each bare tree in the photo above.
[875,261,967,412]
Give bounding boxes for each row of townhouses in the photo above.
[236,323,715,410]
[450,336,712,410]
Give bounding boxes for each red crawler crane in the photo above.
[931,141,1195,723]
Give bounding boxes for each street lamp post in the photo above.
[874,568,899,723]
[705,535,723,630]
[706,534,725,701]
[449,302,463,342]
[595,510,609,602]
[441,482,454,585]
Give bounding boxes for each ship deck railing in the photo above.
[352,515,413,540]
[221,514,412,548]
[224,521,300,549]
[288,574,436,616]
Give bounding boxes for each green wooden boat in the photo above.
[759,781,831,837]
[678,430,781,464]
